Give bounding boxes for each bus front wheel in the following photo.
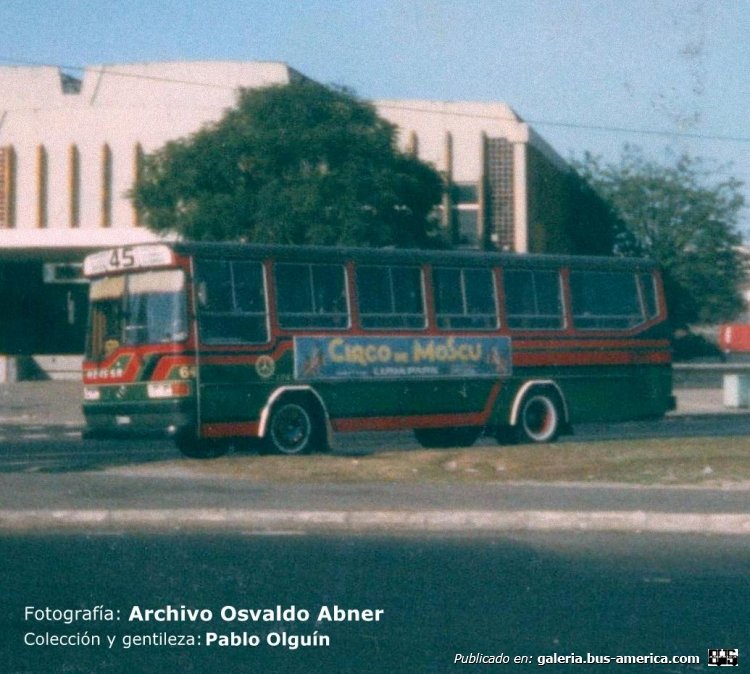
[516,391,561,443]
[265,400,318,456]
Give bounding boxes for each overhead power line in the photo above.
[375,102,750,145]
[1,56,749,145]
[0,56,236,90]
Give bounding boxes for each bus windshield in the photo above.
[86,269,187,360]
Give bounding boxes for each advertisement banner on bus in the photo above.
[294,335,512,380]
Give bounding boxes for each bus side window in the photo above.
[356,265,426,330]
[503,269,564,330]
[195,259,268,344]
[570,270,644,330]
[433,267,497,330]
[639,272,659,320]
[275,263,349,329]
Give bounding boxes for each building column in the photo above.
[513,142,528,253]
[69,144,80,228]
[0,146,16,228]
[406,131,419,157]
[477,133,491,251]
[37,145,48,229]
[0,356,17,383]
[441,131,457,245]
[133,143,144,226]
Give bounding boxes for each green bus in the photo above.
[82,242,674,457]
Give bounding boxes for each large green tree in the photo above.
[575,145,746,327]
[132,81,443,248]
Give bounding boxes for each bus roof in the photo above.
[83,241,658,277]
[172,241,658,271]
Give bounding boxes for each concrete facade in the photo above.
[0,61,302,250]
[0,60,614,368]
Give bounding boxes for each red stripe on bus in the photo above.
[334,381,503,433]
[514,351,670,367]
[201,421,260,438]
[200,341,293,365]
[151,356,196,380]
[82,351,141,384]
[333,412,484,433]
[512,338,670,350]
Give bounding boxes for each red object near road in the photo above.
[719,323,750,354]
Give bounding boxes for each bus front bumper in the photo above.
[83,400,195,439]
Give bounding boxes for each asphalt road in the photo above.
[2,531,746,673]
[1,385,750,536]
[1,410,750,530]
[3,407,750,474]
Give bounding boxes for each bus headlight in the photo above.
[83,387,101,401]
[147,382,191,399]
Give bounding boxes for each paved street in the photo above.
[0,381,748,673]
[0,381,749,537]
[2,532,747,673]
[0,383,749,474]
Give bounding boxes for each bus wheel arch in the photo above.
[260,387,331,455]
[510,381,568,444]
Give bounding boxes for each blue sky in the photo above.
[2,0,749,230]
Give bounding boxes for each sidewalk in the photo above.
[0,381,84,425]
[672,387,741,415]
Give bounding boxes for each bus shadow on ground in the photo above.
[320,413,750,458]
[5,412,750,474]
[0,433,176,474]
[562,413,750,443]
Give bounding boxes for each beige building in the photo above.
[376,99,612,253]
[0,61,613,369]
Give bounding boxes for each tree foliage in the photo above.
[132,81,443,248]
[574,146,746,327]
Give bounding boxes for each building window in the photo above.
[101,144,112,228]
[37,145,48,228]
[0,146,15,229]
[133,143,144,227]
[487,138,515,250]
[453,182,479,248]
[69,145,80,228]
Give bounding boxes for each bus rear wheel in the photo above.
[265,400,318,456]
[413,426,481,449]
[516,391,561,443]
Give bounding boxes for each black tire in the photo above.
[516,391,561,443]
[265,400,318,455]
[175,433,230,459]
[413,426,481,449]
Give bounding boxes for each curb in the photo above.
[1,509,749,535]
